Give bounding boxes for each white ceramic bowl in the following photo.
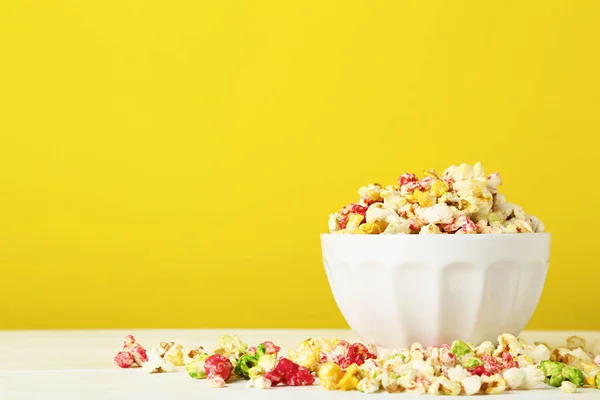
[321,233,551,349]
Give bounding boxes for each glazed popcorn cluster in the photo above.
[114,333,600,395]
[328,162,544,234]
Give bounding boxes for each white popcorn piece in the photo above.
[560,381,577,394]
[487,172,502,189]
[494,333,520,357]
[503,367,524,389]
[462,375,482,396]
[383,218,411,234]
[328,213,341,233]
[447,365,469,382]
[524,344,551,364]
[209,377,226,388]
[142,348,174,374]
[520,365,546,389]
[357,377,380,393]
[419,223,441,235]
[529,215,545,232]
[366,202,400,224]
[415,203,454,225]
[248,376,271,389]
[514,219,534,233]
[381,371,401,392]
[381,189,407,211]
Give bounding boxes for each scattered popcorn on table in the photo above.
[185,353,209,379]
[328,162,544,235]
[114,335,148,368]
[204,354,234,387]
[113,332,600,395]
[159,341,184,366]
[263,358,314,387]
[213,335,248,366]
[184,345,206,364]
[142,348,174,374]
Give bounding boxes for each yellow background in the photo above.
[1,1,599,330]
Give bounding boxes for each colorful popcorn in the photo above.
[114,335,148,368]
[185,353,210,379]
[204,354,234,387]
[263,358,314,387]
[114,332,600,395]
[328,162,544,235]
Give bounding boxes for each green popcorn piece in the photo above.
[450,340,472,357]
[388,353,406,362]
[463,357,483,369]
[234,354,259,379]
[185,354,209,379]
[547,374,564,387]
[255,343,267,358]
[539,360,565,377]
[596,374,600,389]
[562,366,584,387]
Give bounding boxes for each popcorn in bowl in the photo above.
[328,162,544,235]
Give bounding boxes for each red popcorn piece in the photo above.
[501,352,519,369]
[204,354,234,386]
[399,173,418,187]
[115,335,148,368]
[480,355,502,375]
[247,346,257,356]
[114,351,135,368]
[471,365,491,377]
[261,341,281,355]
[338,343,377,369]
[128,345,149,366]
[264,358,315,387]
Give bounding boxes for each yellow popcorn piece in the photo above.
[288,343,321,372]
[338,363,362,391]
[428,376,461,396]
[481,374,507,394]
[359,222,386,234]
[431,180,449,198]
[345,214,364,232]
[416,189,436,207]
[585,373,597,387]
[358,183,382,202]
[159,341,185,366]
[318,362,344,390]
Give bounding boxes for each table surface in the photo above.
[1,329,599,399]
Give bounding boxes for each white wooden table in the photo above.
[0,330,598,399]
